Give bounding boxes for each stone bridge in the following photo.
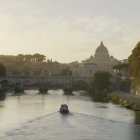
[0,76,92,89]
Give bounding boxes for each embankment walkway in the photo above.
[114,91,140,106]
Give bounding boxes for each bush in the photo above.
[132,104,140,111]
[92,89,110,102]
[121,100,133,109]
[110,93,120,104]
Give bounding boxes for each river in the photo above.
[0,90,140,140]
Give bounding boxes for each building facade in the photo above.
[71,63,97,78]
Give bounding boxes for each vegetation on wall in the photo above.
[128,42,140,86]
[128,42,140,95]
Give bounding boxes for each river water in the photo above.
[0,90,140,140]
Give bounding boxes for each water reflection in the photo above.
[0,103,4,108]
[135,112,140,125]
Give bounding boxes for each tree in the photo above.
[93,71,112,91]
[24,54,33,63]
[33,53,46,62]
[92,71,112,102]
[16,54,25,64]
[128,42,140,85]
[0,63,6,76]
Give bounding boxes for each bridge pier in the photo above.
[63,75,73,95]
[38,81,48,94]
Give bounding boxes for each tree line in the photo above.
[0,53,46,64]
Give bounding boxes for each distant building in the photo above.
[83,41,119,73]
[0,42,122,78]
[71,62,97,78]
[71,41,119,78]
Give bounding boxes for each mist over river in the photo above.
[0,90,140,140]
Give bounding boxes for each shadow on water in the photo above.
[135,112,140,125]
[0,104,4,108]
[63,92,74,96]
[96,106,108,109]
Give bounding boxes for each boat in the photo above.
[60,104,69,114]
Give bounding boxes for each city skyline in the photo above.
[0,0,140,62]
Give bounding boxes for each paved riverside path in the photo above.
[113,91,140,106]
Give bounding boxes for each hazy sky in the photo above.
[0,0,140,62]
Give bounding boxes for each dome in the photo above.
[95,41,109,55]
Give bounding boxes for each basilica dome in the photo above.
[83,41,119,74]
[95,41,109,55]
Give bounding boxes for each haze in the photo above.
[0,0,140,62]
